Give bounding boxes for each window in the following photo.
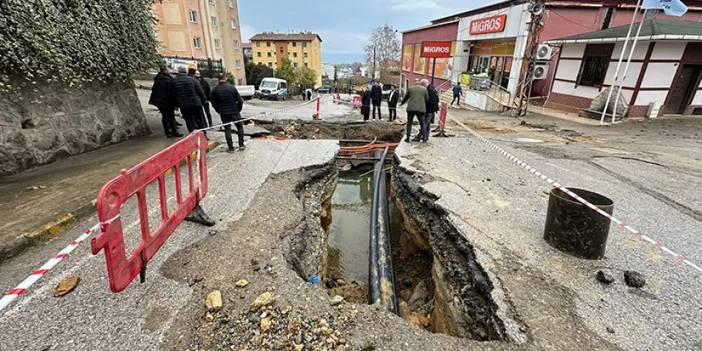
[602,7,614,30]
[193,36,202,49]
[228,0,235,8]
[292,42,297,47]
[230,19,237,29]
[236,59,241,69]
[577,44,614,87]
[211,16,217,27]
[268,62,273,67]
[293,52,297,58]
[256,41,260,47]
[214,38,221,50]
[293,62,298,67]
[257,52,261,57]
[302,42,307,48]
[304,52,308,58]
[233,40,239,49]
[266,42,271,47]
[267,52,272,57]
[280,48,284,53]
[188,10,198,23]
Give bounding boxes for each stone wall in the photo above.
[0,81,150,175]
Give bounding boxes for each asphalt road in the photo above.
[0,138,338,350]
[394,111,702,350]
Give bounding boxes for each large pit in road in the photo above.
[252,119,404,141]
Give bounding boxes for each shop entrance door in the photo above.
[664,64,702,114]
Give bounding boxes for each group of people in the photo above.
[148,67,246,152]
[399,79,440,143]
[359,82,399,121]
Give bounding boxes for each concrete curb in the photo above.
[0,140,220,264]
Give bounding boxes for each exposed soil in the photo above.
[253,119,405,141]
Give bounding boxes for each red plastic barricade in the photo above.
[90,131,209,292]
[439,102,448,130]
[352,95,361,109]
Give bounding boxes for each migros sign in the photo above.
[421,41,452,58]
[469,14,507,35]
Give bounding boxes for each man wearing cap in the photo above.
[173,66,207,132]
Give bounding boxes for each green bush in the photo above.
[0,0,161,93]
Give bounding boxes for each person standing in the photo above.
[173,66,207,133]
[211,74,246,152]
[149,67,182,138]
[387,85,399,121]
[360,88,371,121]
[370,81,383,120]
[399,79,428,143]
[451,82,462,106]
[423,84,440,142]
[195,71,213,127]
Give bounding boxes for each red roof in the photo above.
[250,33,322,42]
[241,42,251,49]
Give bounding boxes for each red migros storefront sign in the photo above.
[469,14,507,35]
[421,41,452,58]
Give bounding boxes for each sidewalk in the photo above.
[0,90,175,261]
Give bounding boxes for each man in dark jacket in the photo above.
[451,82,462,106]
[360,88,371,121]
[195,71,213,127]
[149,67,182,138]
[400,79,428,142]
[370,81,383,120]
[422,84,440,142]
[211,74,245,151]
[173,66,207,132]
[387,85,399,121]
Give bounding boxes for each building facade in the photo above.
[546,19,702,117]
[401,0,702,110]
[249,33,323,87]
[152,0,246,84]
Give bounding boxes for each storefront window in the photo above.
[402,45,413,71]
[413,44,425,74]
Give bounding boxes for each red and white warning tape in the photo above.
[0,215,120,313]
[449,117,702,274]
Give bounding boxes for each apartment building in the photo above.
[250,33,323,87]
[152,0,246,84]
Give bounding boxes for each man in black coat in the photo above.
[195,71,213,127]
[419,84,440,142]
[173,66,207,133]
[360,88,371,121]
[149,67,182,137]
[370,81,382,120]
[211,74,245,151]
[387,85,399,121]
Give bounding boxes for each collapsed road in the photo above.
[0,116,699,350]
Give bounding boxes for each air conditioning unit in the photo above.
[535,44,553,61]
[532,63,550,80]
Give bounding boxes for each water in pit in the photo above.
[323,166,409,306]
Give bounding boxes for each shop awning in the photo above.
[546,19,702,44]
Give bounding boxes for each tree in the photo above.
[296,66,317,89]
[245,62,273,89]
[364,25,400,81]
[276,59,296,85]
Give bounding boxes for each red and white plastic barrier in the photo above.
[449,116,702,274]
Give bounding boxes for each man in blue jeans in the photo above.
[400,79,429,143]
[422,83,440,142]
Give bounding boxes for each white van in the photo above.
[258,78,288,101]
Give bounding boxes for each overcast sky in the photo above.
[238,0,497,64]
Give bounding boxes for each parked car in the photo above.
[236,85,255,100]
[316,86,331,94]
[258,78,288,101]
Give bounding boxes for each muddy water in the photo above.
[325,168,373,283]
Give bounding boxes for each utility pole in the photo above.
[514,0,546,117]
